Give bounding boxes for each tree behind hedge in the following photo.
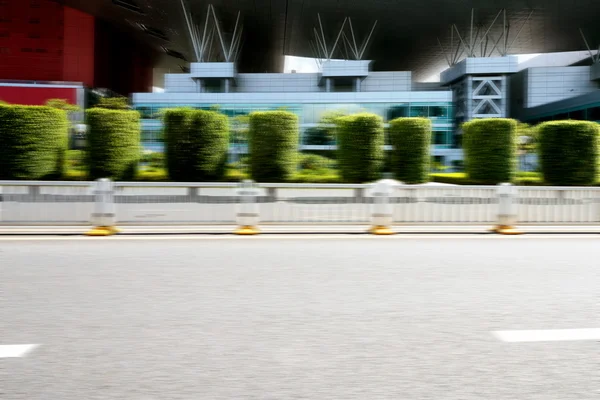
[248,111,299,182]
[163,109,229,181]
[463,118,517,184]
[0,104,68,180]
[86,108,140,180]
[389,117,432,184]
[538,120,599,186]
[336,113,384,183]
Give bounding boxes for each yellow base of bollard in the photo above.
[235,226,260,235]
[85,226,121,236]
[107,226,121,234]
[493,225,523,235]
[369,226,395,235]
[85,226,117,237]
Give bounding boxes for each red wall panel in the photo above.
[62,7,94,87]
[0,0,64,81]
[0,0,156,97]
[0,86,77,105]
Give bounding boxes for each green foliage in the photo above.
[298,154,334,171]
[336,113,385,183]
[67,150,85,171]
[96,97,130,110]
[517,122,537,154]
[290,170,341,183]
[0,104,68,180]
[85,108,140,180]
[141,151,165,169]
[463,118,518,184]
[389,117,432,183]
[430,173,471,185]
[538,120,600,186]
[45,99,80,113]
[304,126,333,146]
[248,110,299,182]
[136,168,169,182]
[223,167,249,182]
[431,172,544,186]
[163,108,229,181]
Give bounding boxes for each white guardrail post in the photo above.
[369,179,397,235]
[493,183,522,235]
[86,178,119,236]
[235,180,260,235]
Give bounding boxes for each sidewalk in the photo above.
[1,225,599,235]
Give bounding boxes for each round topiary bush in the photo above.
[389,117,432,184]
[538,120,600,186]
[0,104,68,180]
[86,108,141,180]
[248,111,299,182]
[463,118,518,184]
[336,113,384,183]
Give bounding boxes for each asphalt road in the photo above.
[1,236,599,399]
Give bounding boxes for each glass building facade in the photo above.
[134,101,455,153]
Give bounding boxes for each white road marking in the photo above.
[0,344,40,358]
[493,328,600,343]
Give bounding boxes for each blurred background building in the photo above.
[3,0,600,166]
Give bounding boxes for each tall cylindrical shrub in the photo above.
[463,118,517,184]
[163,109,229,181]
[336,113,384,183]
[248,111,299,182]
[86,108,141,180]
[0,104,68,180]
[189,110,229,181]
[163,108,192,181]
[389,117,432,184]
[538,120,600,186]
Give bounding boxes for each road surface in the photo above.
[1,236,599,399]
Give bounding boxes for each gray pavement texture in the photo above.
[1,237,599,400]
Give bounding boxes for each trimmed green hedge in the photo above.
[336,113,384,183]
[389,117,432,184]
[190,110,229,180]
[86,108,141,180]
[538,120,600,186]
[163,109,229,181]
[431,172,544,186]
[463,118,517,184]
[163,108,191,181]
[0,104,68,180]
[248,111,299,182]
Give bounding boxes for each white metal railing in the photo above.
[1,180,600,227]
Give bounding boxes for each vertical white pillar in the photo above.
[86,179,119,236]
[370,180,396,235]
[494,183,521,235]
[235,180,260,235]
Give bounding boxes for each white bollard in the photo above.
[493,183,522,235]
[369,179,397,235]
[86,178,119,236]
[235,180,260,235]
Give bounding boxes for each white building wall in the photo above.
[526,66,598,108]
[361,72,411,92]
[236,73,321,93]
[164,74,197,93]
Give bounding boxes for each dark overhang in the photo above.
[60,0,600,79]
